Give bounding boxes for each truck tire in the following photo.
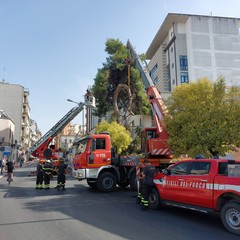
[87,180,98,189]
[221,201,240,235]
[149,187,162,210]
[97,172,116,193]
[129,172,137,191]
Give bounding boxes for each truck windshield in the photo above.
[75,138,88,154]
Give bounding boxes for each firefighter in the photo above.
[56,158,67,191]
[136,161,146,204]
[139,159,155,210]
[43,159,53,189]
[35,160,44,189]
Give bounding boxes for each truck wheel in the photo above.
[129,172,137,191]
[97,172,116,193]
[221,201,240,235]
[87,180,98,189]
[149,188,162,210]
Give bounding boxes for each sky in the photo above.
[0,0,240,135]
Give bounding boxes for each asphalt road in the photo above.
[0,162,239,240]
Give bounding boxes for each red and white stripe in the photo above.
[152,148,171,155]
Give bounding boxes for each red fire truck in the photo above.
[72,40,183,192]
[72,132,139,192]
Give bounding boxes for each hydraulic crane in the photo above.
[127,40,171,161]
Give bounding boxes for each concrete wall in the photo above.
[0,82,24,142]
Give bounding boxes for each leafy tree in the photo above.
[96,120,132,154]
[92,38,150,121]
[165,78,240,158]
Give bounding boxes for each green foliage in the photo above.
[96,121,132,154]
[165,78,240,158]
[92,69,111,116]
[92,38,150,118]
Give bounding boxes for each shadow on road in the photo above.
[0,163,238,240]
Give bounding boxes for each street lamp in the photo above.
[67,99,80,105]
[67,98,85,134]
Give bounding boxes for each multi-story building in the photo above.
[55,123,82,150]
[0,110,15,148]
[146,13,240,93]
[29,119,41,147]
[0,81,31,149]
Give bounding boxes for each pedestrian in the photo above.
[35,160,44,189]
[55,158,67,191]
[42,159,53,189]
[139,159,155,210]
[19,152,25,167]
[0,151,5,175]
[6,159,14,182]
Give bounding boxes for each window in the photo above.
[150,64,158,79]
[154,76,159,84]
[146,130,157,140]
[170,162,190,175]
[190,162,211,175]
[75,138,88,154]
[180,72,189,83]
[219,162,240,177]
[218,162,228,175]
[179,55,188,70]
[228,164,240,177]
[96,138,106,150]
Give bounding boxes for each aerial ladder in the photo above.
[30,102,85,159]
[127,40,171,159]
[30,92,96,160]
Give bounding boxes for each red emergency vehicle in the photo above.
[149,158,240,235]
[72,132,139,192]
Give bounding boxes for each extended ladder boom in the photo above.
[127,40,169,134]
[127,40,155,88]
[30,102,85,153]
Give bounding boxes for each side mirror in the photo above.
[163,169,170,175]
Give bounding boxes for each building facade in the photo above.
[0,110,15,148]
[0,81,31,149]
[29,119,41,147]
[55,123,82,150]
[146,13,240,92]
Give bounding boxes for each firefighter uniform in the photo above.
[136,162,146,204]
[140,160,155,210]
[43,160,53,189]
[35,161,44,189]
[56,159,67,191]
